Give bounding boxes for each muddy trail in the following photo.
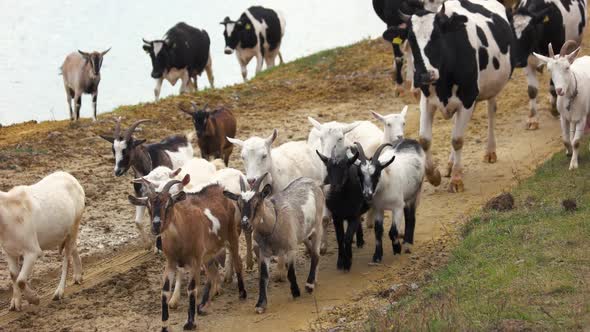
[0,38,570,331]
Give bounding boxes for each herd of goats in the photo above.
[1,0,590,330]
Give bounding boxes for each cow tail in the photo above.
[278,52,284,65]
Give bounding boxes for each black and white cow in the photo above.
[511,0,586,129]
[386,0,513,192]
[221,6,286,82]
[143,22,214,101]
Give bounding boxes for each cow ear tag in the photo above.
[543,15,550,23]
[392,37,403,45]
[246,23,252,30]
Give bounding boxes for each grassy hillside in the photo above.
[365,139,590,331]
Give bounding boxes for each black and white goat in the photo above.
[100,118,193,248]
[355,141,425,263]
[316,149,369,271]
[224,174,324,314]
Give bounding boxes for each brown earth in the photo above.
[0,37,572,331]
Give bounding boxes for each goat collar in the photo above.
[566,72,579,112]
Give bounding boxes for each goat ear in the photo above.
[132,139,146,148]
[99,135,115,143]
[142,44,151,53]
[261,184,273,199]
[78,50,90,58]
[308,117,322,130]
[266,129,278,146]
[170,168,182,178]
[343,122,360,134]
[316,150,329,165]
[348,150,359,166]
[181,174,190,186]
[533,52,552,64]
[567,47,581,64]
[371,111,385,122]
[227,137,244,148]
[172,191,186,203]
[400,105,408,118]
[223,190,240,201]
[128,195,148,206]
[378,152,396,169]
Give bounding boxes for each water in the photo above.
[0,0,384,125]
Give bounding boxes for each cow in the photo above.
[511,0,587,129]
[220,6,286,82]
[60,48,110,121]
[385,0,514,192]
[142,22,214,101]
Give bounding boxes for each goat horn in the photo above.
[560,40,578,57]
[125,119,151,141]
[239,176,247,192]
[253,173,268,192]
[179,106,194,116]
[135,178,155,196]
[373,143,394,161]
[113,116,122,139]
[162,179,183,194]
[548,43,555,58]
[354,142,367,163]
[190,101,199,111]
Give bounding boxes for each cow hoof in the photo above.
[393,242,402,255]
[183,321,196,330]
[403,243,413,254]
[255,306,266,314]
[449,179,465,193]
[484,152,497,163]
[526,121,539,130]
[305,283,315,293]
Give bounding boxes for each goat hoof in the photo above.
[168,299,179,309]
[255,306,266,314]
[484,152,497,164]
[291,287,301,298]
[197,304,208,316]
[161,328,169,332]
[9,298,21,311]
[305,283,315,293]
[526,121,539,130]
[336,259,345,271]
[393,243,402,255]
[52,290,64,301]
[239,290,247,300]
[74,275,83,285]
[183,321,196,330]
[356,239,365,249]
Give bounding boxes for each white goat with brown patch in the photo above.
[0,171,85,311]
[224,174,324,314]
[61,48,110,121]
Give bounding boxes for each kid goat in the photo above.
[128,176,246,331]
[180,102,237,166]
[224,174,324,314]
[534,41,590,170]
[356,141,425,263]
[0,172,85,311]
[100,118,193,249]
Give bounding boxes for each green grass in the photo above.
[366,140,590,331]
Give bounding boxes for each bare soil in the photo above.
[0,38,568,331]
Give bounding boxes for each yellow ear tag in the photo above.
[543,15,550,23]
[246,23,252,30]
[392,37,403,45]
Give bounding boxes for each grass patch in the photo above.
[367,139,590,331]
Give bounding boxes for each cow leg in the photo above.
[569,120,585,170]
[389,205,404,255]
[561,116,572,156]
[265,54,276,69]
[255,53,264,75]
[74,93,82,121]
[449,107,474,193]
[179,70,190,95]
[65,86,74,121]
[392,43,404,95]
[238,54,249,82]
[484,97,498,163]
[205,53,214,89]
[526,58,540,130]
[154,77,164,101]
[446,136,455,178]
[549,79,559,117]
[372,210,385,263]
[91,91,98,121]
[418,95,441,186]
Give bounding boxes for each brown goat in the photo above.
[128,176,246,331]
[180,103,237,166]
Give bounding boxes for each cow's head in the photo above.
[371,106,408,144]
[511,6,553,67]
[308,117,360,159]
[227,129,277,188]
[142,39,171,79]
[534,41,580,97]
[128,175,190,235]
[79,48,110,77]
[220,16,253,54]
[223,173,270,232]
[180,102,211,138]
[390,5,467,87]
[316,149,359,192]
[99,117,150,177]
[355,142,396,203]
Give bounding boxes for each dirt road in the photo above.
[0,40,567,331]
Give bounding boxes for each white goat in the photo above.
[0,172,85,311]
[371,105,408,144]
[534,41,590,170]
[356,141,425,262]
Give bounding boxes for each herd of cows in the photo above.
[1,0,589,330]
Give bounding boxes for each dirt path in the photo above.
[0,60,566,331]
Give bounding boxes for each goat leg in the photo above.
[372,215,384,263]
[255,256,271,314]
[333,218,345,270]
[343,218,359,271]
[184,268,198,330]
[287,252,300,298]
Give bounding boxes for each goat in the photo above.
[180,102,237,166]
[100,117,193,249]
[224,174,324,314]
[0,171,85,311]
[371,105,408,145]
[355,141,425,263]
[316,149,368,271]
[534,41,590,170]
[60,48,110,121]
[128,176,246,331]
